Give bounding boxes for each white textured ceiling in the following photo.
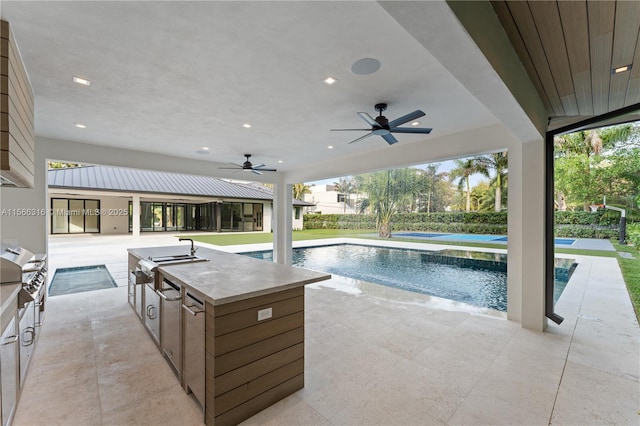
[2,1,501,178]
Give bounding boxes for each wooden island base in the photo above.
[206,287,305,425]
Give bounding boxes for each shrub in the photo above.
[628,223,640,249]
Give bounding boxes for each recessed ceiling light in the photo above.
[72,76,91,86]
[327,145,334,149]
[195,147,210,155]
[411,121,420,126]
[75,123,87,129]
[278,160,283,163]
[351,58,381,76]
[242,123,252,128]
[323,77,338,85]
[613,64,632,74]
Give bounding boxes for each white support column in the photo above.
[273,181,292,265]
[507,142,523,324]
[132,195,141,237]
[520,139,547,331]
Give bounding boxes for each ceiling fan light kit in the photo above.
[331,103,432,145]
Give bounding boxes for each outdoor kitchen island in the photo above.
[127,245,331,426]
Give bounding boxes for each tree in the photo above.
[416,164,450,213]
[356,170,401,238]
[449,158,489,212]
[292,183,311,200]
[48,161,82,169]
[555,125,634,210]
[333,177,355,213]
[478,152,508,211]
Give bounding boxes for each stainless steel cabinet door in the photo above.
[144,284,160,345]
[1,317,18,426]
[183,293,205,409]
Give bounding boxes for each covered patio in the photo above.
[12,233,639,425]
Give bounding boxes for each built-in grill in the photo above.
[1,246,47,306]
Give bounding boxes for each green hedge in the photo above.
[303,211,626,240]
[555,225,619,239]
[628,223,640,249]
[554,210,621,226]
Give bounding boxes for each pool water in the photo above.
[242,244,576,312]
[49,264,118,296]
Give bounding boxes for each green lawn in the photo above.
[181,230,639,319]
[613,243,640,321]
[180,229,372,246]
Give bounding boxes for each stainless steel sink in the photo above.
[148,255,209,265]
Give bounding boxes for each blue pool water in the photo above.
[242,244,574,312]
[393,232,576,245]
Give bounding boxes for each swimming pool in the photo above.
[393,232,576,245]
[241,244,575,312]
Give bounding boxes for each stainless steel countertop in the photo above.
[0,283,21,329]
[128,245,331,306]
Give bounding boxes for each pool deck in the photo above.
[15,233,638,425]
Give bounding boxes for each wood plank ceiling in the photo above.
[491,0,640,128]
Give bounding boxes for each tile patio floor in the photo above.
[11,233,639,425]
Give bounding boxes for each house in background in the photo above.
[304,184,359,215]
[48,165,310,235]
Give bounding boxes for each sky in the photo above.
[305,159,487,188]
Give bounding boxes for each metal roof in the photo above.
[48,166,313,206]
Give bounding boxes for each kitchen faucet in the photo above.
[179,238,197,256]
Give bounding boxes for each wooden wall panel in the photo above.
[0,20,34,187]
[491,1,553,115]
[610,1,640,109]
[558,0,593,115]
[506,1,564,115]
[205,287,306,425]
[588,1,615,115]
[528,1,579,115]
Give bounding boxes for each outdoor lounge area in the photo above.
[11,233,639,425]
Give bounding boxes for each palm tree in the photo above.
[449,158,489,212]
[357,170,398,238]
[333,177,354,213]
[292,183,311,200]
[478,152,508,211]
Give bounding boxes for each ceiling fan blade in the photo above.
[330,129,373,131]
[256,168,277,172]
[388,110,425,128]
[357,112,378,127]
[347,132,374,144]
[390,127,433,134]
[250,169,263,175]
[381,133,399,145]
[218,167,241,170]
[252,163,266,169]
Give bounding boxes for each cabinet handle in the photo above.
[182,304,204,316]
[1,335,18,345]
[22,327,35,346]
[156,289,180,302]
[147,305,157,320]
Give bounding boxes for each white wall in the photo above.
[0,145,47,254]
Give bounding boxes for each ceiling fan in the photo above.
[218,154,277,175]
[331,103,432,145]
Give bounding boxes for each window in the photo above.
[51,198,100,234]
[295,206,301,220]
[337,194,346,203]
